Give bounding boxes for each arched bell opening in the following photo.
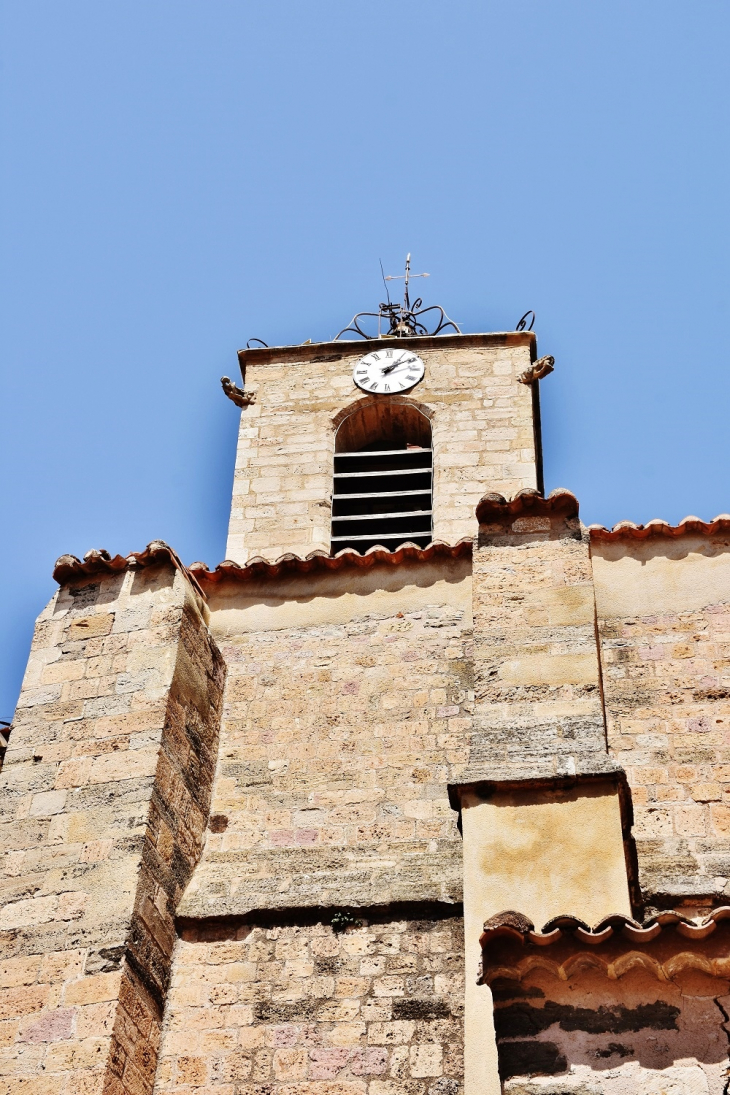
[331,400,433,554]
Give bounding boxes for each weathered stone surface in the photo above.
[593,534,730,905]
[0,565,225,1094]
[467,505,617,785]
[155,917,464,1094]
[180,566,474,919]
[12,316,730,1095]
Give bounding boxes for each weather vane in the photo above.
[335,253,461,340]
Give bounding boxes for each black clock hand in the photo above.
[381,355,416,375]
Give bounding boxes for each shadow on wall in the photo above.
[491,964,730,1093]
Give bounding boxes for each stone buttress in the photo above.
[0,545,225,1095]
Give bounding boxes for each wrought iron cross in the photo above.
[384,253,430,312]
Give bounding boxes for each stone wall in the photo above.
[452,491,630,1095]
[10,490,730,1095]
[0,557,225,1095]
[593,532,730,908]
[226,333,539,563]
[155,916,464,1095]
[467,491,618,784]
[179,558,474,920]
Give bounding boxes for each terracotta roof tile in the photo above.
[53,539,473,593]
[187,538,472,584]
[475,488,579,525]
[588,515,730,541]
[53,541,207,600]
[480,907,730,985]
[480,906,730,950]
[473,489,730,541]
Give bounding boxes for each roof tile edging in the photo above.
[52,541,207,602]
[474,489,730,543]
[480,906,730,951]
[188,538,473,584]
[52,538,473,592]
[588,514,730,542]
[475,488,579,526]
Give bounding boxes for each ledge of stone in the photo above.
[178,846,464,919]
[447,756,625,811]
[237,329,537,370]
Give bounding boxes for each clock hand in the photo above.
[381,355,416,375]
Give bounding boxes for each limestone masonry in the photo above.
[2,327,730,1094]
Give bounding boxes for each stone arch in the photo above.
[329,395,434,553]
[332,395,434,453]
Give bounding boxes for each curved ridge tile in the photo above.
[480,905,730,951]
[476,487,579,525]
[541,914,592,933]
[590,515,730,542]
[188,538,473,584]
[53,540,206,600]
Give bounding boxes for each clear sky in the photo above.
[1,1,728,719]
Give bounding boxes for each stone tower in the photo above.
[4,293,730,1094]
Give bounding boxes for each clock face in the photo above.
[352,348,425,394]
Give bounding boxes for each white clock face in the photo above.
[352,348,425,394]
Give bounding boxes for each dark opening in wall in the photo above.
[332,401,433,554]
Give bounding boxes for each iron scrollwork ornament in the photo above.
[335,254,461,341]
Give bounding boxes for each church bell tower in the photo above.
[222,275,546,564]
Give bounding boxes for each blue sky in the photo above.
[1,1,728,718]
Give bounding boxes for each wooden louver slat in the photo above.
[331,446,433,554]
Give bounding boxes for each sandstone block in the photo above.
[409,1043,443,1077]
[19,1007,76,1044]
[63,972,123,1007]
[69,615,115,640]
[28,790,66,817]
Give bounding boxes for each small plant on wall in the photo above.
[331,910,362,934]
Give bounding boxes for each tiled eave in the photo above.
[52,499,730,595]
[588,514,730,542]
[188,538,473,585]
[475,489,730,543]
[476,487,579,525]
[52,539,473,593]
[481,906,730,949]
[479,907,730,985]
[52,541,206,599]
